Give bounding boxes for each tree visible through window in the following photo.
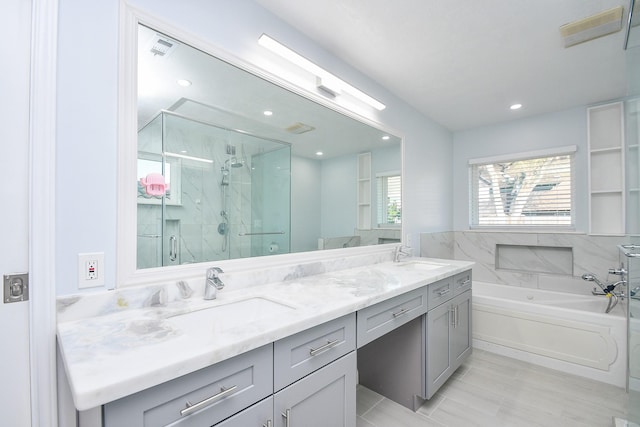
[377,174,401,225]
[470,152,573,227]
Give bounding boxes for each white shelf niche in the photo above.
[587,102,625,235]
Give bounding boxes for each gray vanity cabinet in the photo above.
[274,352,356,427]
[273,313,357,427]
[425,288,472,399]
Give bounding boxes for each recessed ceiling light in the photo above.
[382,135,390,140]
[177,79,192,87]
[315,151,324,156]
[263,110,273,116]
[510,103,523,110]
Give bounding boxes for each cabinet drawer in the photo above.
[427,278,453,310]
[104,344,273,427]
[453,270,472,296]
[274,313,355,392]
[356,286,427,347]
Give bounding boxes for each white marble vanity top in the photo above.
[57,256,473,410]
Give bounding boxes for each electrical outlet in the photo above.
[78,252,105,288]
[86,260,98,280]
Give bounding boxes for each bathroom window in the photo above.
[377,173,402,226]
[469,147,575,228]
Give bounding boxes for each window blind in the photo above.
[470,153,573,227]
[377,175,402,225]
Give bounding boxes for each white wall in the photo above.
[452,106,588,231]
[55,0,453,295]
[291,156,321,253]
[320,155,357,238]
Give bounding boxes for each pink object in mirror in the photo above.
[140,173,169,196]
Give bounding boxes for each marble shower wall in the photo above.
[420,231,628,295]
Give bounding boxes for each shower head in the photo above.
[582,273,606,290]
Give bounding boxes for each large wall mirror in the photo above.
[129,21,402,272]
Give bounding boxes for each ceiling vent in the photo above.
[150,35,178,57]
[560,6,624,47]
[285,122,316,134]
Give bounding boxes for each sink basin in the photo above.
[167,297,295,331]
[396,261,449,271]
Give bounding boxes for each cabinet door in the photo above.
[274,352,356,427]
[425,301,451,399]
[450,290,472,370]
[215,397,272,427]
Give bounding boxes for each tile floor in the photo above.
[357,349,629,427]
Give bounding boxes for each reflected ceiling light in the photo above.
[315,151,324,156]
[258,34,386,111]
[263,110,273,116]
[382,135,390,140]
[510,103,523,110]
[177,79,192,87]
[164,152,213,164]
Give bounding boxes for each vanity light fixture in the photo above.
[177,79,192,87]
[382,135,390,140]
[315,151,324,156]
[164,152,213,164]
[510,103,523,110]
[263,110,273,116]
[258,34,386,111]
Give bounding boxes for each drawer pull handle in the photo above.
[459,279,471,286]
[282,409,291,427]
[309,339,340,356]
[437,288,451,296]
[263,420,272,427]
[180,385,238,416]
[392,307,409,317]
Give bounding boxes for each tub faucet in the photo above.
[204,267,224,300]
[582,273,624,313]
[394,244,412,262]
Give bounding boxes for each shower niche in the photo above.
[136,111,291,268]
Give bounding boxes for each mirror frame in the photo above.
[117,5,405,287]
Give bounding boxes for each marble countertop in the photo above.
[57,256,473,410]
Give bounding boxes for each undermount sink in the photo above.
[167,297,296,331]
[395,260,450,271]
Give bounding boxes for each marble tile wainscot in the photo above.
[56,254,473,427]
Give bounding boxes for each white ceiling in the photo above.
[254,0,631,131]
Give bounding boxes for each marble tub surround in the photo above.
[421,231,626,295]
[57,255,473,411]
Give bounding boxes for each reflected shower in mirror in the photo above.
[137,23,401,268]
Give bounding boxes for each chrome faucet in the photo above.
[394,244,412,262]
[582,272,626,313]
[204,267,225,300]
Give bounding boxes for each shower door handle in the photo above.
[169,235,178,261]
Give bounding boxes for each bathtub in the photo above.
[472,281,627,387]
